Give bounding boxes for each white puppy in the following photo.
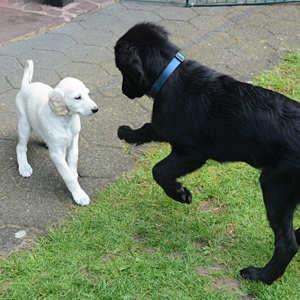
[15,60,98,206]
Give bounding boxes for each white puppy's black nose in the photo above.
[92,107,98,114]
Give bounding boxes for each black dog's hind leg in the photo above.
[294,228,300,245]
[152,149,206,204]
[240,169,299,285]
[118,123,167,145]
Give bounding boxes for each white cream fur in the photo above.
[15,60,98,206]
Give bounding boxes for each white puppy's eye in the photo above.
[75,95,81,100]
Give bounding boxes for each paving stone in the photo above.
[225,41,275,60]
[100,60,120,76]
[225,5,265,23]
[98,1,127,14]
[0,188,70,229]
[263,4,300,21]
[50,21,83,35]
[6,68,62,89]
[230,11,272,26]
[62,44,113,63]
[78,146,135,179]
[263,20,300,36]
[191,6,247,16]
[0,39,32,56]
[227,24,273,42]
[77,12,123,30]
[159,20,205,48]
[265,35,300,53]
[24,33,77,51]
[110,23,132,38]
[0,112,18,140]
[8,156,75,204]
[0,226,39,255]
[55,61,109,83]
[190,15,230,31]
[185,33,236,67]
[93,74,122,97]
[0,89,19,115]
[117,9,162,25]
[0,56,22,76]
[68,28,116,46]
[226,57,273,82]
[0,77,12,93]
[121,2,161,11]
[155,6,197,21]
[17,50,69,70]
[0,169,16,196]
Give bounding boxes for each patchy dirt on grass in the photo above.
[196,265,256,299]
[166,252,183,261]
[197,199,226,213]
[195,265,226,276]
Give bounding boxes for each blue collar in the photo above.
[147,52,185,101]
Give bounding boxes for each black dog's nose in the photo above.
[92,108,98,114]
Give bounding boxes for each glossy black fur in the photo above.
[114,22,300,284]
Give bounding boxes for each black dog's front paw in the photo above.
[240,266,259,281]
[240,266,272,285]
[118,125,136,143]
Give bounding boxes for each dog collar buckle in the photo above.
[147,86,158,101]
[175,52,185,62]
[147,52,185,101]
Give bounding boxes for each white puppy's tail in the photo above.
[21,60,34,88]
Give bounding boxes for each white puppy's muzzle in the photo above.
[81,98,98,116]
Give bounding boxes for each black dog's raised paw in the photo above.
[118,125,136,143]
[176,187,192,204]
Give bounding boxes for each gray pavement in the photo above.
[0,1,300,256]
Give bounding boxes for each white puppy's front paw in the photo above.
[19,163,33,177]
[73,189,90,206]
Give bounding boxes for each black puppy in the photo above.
[114,22,300,285]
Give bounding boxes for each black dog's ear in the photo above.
[127,51,144,86]
[116,44,144,86]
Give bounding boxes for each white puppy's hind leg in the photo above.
[16,117,33,177]
[49,149,90,206]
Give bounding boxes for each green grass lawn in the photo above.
[1,52,300,299]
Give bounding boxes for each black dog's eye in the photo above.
[75,95,81,100]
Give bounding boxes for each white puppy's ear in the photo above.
[48,88,69,116]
